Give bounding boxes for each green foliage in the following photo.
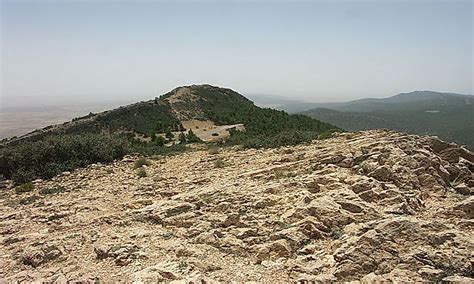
[0,86,340,184]
[165,127,174,139]
[208,147,220,155]
[214,158,225,168]
[0,134,128,183]
[228,129,335,149]
[93,102,179,136]
[170,86,340,148]
[179,132,187,143]
[133,157,151,169]
[15,182,35,194]
[154,135,166,146]
[11,168,36,184]
[186,129,201,143]
[136,168,147,178]
[302,92,474,151]
[72,112,95,122]
[19,195,41,205]
[39,186,67,195]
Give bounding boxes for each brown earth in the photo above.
[181,120,245,142]
[0,130,473,283]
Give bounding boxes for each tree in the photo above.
[155,135,166,146]
[186,129,201,143]
[165,127,174,139]
[179,132,187,143]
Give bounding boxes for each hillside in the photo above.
[0,85,338,184]
[1,130,473,282]
[278,91,474,113]
[3,85,336,143]
[299,91,474,150]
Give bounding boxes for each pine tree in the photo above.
[155,135,166,146]
[165,127,174,139]
[186,129,201,143]
[179,132,187,143]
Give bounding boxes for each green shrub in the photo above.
[179,132,187,143]
[214,158,225,168]
[136,168,147,178]
[15,182,35,194]
[165,128,174,139]
[186,129,201,143]
[133,157,151,169]
[154,135,166,146]
[0,133,128,183]
[19,195,41,205]
[229,130,323,149]
[39,186,66,195]
[0,86,340,184]
[11,168,36,184]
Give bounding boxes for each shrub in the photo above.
[0,133,128,183]
[214,158,225,168]
[186,129,201,143]
[19,195,41,205]
[154,136,166,146]
[136,168,147,178]
[179,132,187,143]
[133,157,151,169]
[15,182,35,194]
[165,128,174,139]
[39,186,66,195]
[11,168,36,184]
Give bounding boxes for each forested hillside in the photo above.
[0,85,339,184]
[301,91,474,150]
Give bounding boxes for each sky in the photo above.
[0,0,473,108]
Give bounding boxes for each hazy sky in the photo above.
[1,0,472,108]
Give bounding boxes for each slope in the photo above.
[1,130,473,282]
[0,85,339,183]
[301,91,474,150]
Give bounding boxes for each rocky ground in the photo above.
[1,130,473,283]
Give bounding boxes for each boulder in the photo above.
[93,243,142,266]
[22,245,62,268]
[368,166,393,182]
[254,239,292,262]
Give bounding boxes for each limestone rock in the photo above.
[1,130,473,282]
[22,245,62,268]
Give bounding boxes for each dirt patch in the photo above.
[182,120,245,142]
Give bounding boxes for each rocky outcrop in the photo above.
[0,130,472,282]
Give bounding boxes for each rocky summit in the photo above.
[1,130,473,283]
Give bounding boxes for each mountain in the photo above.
[301,91,474,150]
[0,85,338,183]
[244,94,303,108]
[276,102,341,113]
[4,85,335,143]
[1,130,473,282]
[278,91,474,113]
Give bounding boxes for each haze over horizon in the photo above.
[1,0,473,109]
